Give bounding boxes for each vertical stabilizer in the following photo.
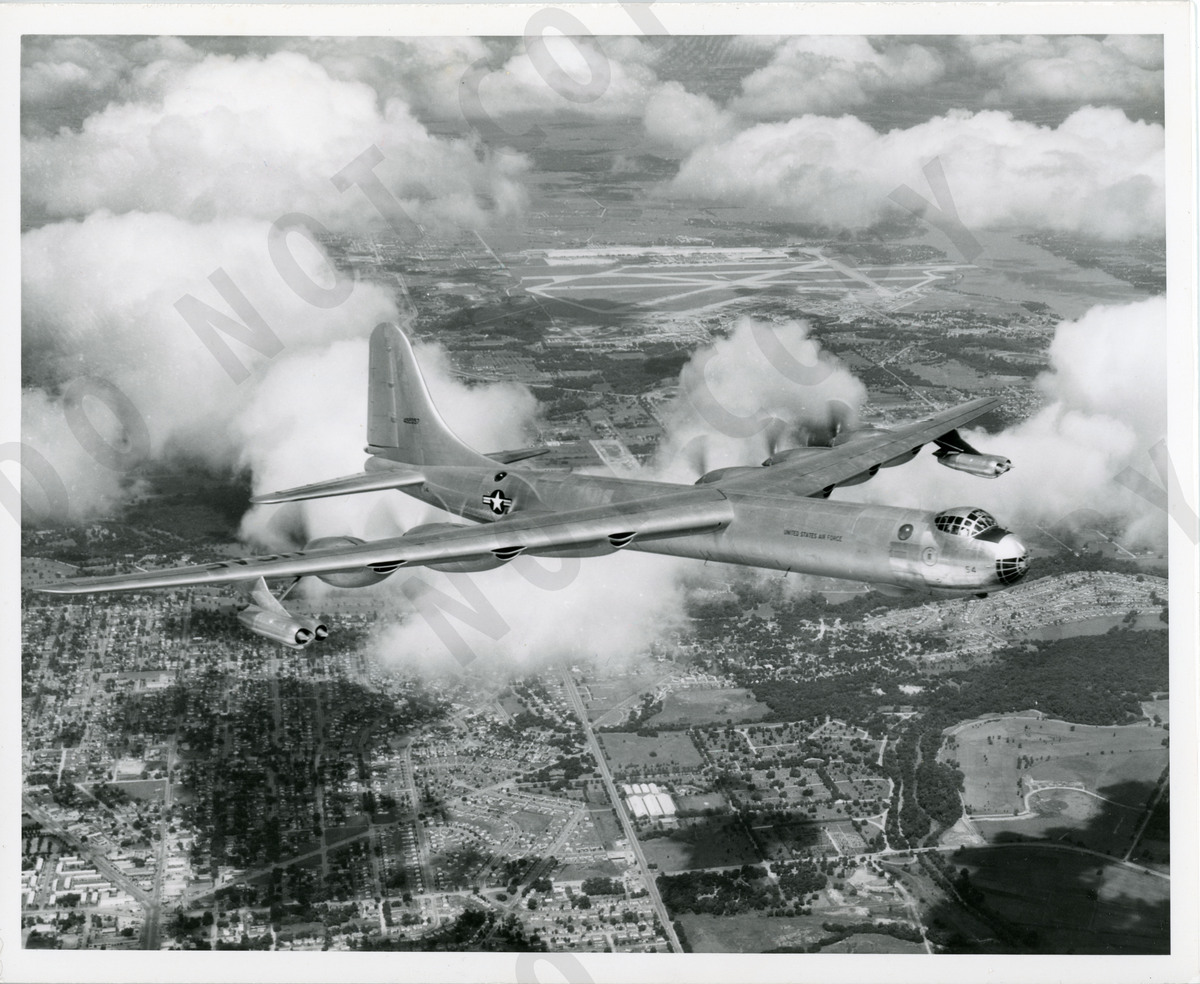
[366,323,493,467]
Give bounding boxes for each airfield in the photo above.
[513,246,969,317]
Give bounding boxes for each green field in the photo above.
[108,778,167,801]
[587,805,623,850]
[956,845,1169,953]
[677,911,829,953]
[647,689,772,726]
[580,671,666,722]
[820,933,926,953]
[674,792,728,814]
[975,788,1146,856]
[597,732,705,773]
[510,809,555,837]
[948,715,1168,816]
[640,818,760,872]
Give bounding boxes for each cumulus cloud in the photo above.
[366,550,691,678]
[651,317,868,483]
[730,36,946,120]
[22,49,529,232]
[468,34,661,122]
[846,297,1168,548]
[642,81,736,155]
[958,35,1164,108]
[666,106,1164,239]
[21,210,399,519]
[21,35,202,137]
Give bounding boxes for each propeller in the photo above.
[261,501,309,551]
[798,399,856,448]
[677,434,712,479]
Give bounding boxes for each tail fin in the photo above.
[366,323,493,468]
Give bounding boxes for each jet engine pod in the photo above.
[937,452,1012,478]
[237,605,315,649]
[297,616,329,641]
[306,536,395,588]
[403,522,511,573]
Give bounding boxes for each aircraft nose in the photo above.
[994,533,1029,586]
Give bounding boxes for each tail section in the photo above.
[366,323,493,468]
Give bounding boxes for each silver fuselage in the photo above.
[405,463,1028,598]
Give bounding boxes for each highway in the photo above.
[560,669,683,954]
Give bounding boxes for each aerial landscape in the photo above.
[12,23,1191,975]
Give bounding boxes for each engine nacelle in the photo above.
[238,606,314,649]
[307,536,394,588]
[937,452,1012,479]
[404,523,510,573]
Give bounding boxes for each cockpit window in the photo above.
[934,508,998,538]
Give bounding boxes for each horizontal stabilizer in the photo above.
[251,467,425,504]
[487,447,550,465]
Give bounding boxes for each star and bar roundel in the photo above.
[482,488,513,515]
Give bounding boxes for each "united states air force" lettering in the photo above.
[784,529,843,542]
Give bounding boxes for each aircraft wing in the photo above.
[36,488,734,595]
[722,397,1003,498]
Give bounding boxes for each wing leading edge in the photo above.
[723,397,1003,498]
[36,488,734,595]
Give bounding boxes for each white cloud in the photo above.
[730,36,946,120]
[470,35,660,121]
[21,210,399,520]
[667,106,1164,239]
[22,50,529,232]
[651,317,867,483]
[642,81,736,155]
[959,35,1163,107]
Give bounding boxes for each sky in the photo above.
[17,32,1174,672]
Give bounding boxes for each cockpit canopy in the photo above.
[934,507,999,538]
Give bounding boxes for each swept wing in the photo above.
[724,397,1002,498]
[37,488,733,595]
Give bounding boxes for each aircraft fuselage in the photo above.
[404,461,1027,598]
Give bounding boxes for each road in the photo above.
[22,796,156,922]
[560,669,683,954]
[1124,769,1169,862]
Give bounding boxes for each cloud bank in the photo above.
[666,106,1164,239]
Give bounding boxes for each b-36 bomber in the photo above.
[39,323,1029,648]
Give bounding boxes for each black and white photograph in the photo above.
[4,3,1197,982]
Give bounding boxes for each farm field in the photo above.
[648,688,772,726]
[956,845,1169,953]
[596,732,705,773]
[946,715,1168,816]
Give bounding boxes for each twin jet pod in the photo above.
[39,323,1028,648]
